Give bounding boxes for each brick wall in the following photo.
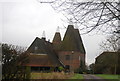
[58,51,85,71]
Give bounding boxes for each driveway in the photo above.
[83,74,106,81]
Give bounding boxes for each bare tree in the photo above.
[100,34,119,52]
[38,0,120,52]
[39,0,120,34]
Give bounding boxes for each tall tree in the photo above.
[2,43,29,80]
[89,63,95,74]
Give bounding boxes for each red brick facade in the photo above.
[58,51,85,71]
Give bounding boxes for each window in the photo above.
[35,46,38,50]
[65,65,70,69]
[66,55,70,60]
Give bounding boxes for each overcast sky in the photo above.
[0,0,106,65]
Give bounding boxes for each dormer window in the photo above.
[35,46,38,50]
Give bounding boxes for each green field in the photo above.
[95,74,120,79]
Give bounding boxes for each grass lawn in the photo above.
[70,74,83,79]
[95,74,120,79]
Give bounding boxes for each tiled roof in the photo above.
[96,52,119,59]
[26,37,64,67]
[27,37,48,54]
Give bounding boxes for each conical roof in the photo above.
[52,32,61,44]
[74,29,86,54]
[61,25,77,51]
[61,25,86,54]
[52,32,61,51]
